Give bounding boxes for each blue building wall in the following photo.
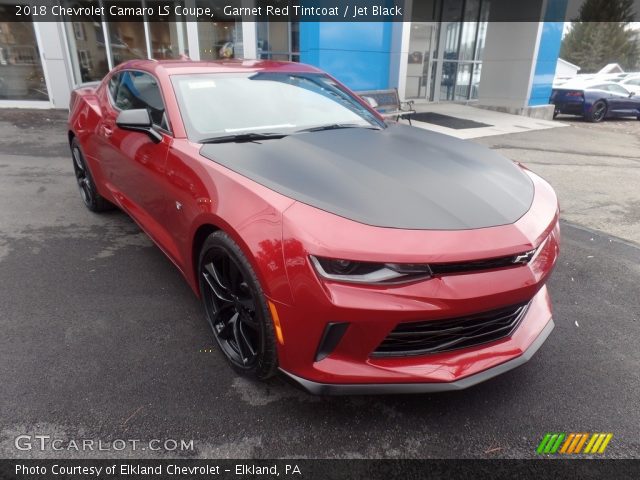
[299,22,393,91]
[528,0,568,106]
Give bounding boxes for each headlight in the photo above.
[309,256,432,284]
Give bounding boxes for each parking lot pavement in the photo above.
[0,110,639,459]
[473,116,640,245]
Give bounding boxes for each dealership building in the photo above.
[0,0,568,117]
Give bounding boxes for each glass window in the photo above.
[198,21,241,60]
[63,1,110,83]
[115,71,167,129]
[470,63,482,99]
[459,0,480,61]
[405,22,440,100]
[257,22,299,61]
[171,72,383,141]
[474,0,490,60]
[145,0,187,59]
[441,0,464,22]
[608,84,629,95]
[440,62,457,101]
[105,1,148,66]
[0,5,48,100]
[454,63,473,100]
[442,22,460,61]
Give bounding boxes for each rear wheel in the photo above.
[198,231,278,380]
[586,100,607,123]
[70,138,113,212]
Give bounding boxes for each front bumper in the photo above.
[270,169,559,391]
[280,317,554,395]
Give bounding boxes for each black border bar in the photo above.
[1,459,640,480]
[2,0,640,22]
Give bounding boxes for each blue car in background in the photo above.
[550,81,640,122]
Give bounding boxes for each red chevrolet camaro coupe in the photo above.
[68,59,560,394]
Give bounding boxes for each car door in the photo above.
[625,79,640,114]
[611,85,638,115]
[96,70,181,262]
[605,84,633,114]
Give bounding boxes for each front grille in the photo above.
[372,302,529,357]
[428,249,537,276]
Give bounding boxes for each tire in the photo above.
[198,231,278,380]
[552,108,559,119]
[70,138,114,212]
[586,100,607,123]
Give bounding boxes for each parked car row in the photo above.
[550,73,640,122]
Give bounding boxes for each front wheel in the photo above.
[586,100,607,123]
[198,231,278,380]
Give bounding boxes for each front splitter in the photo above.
[279,318,554,395]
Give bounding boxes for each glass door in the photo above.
[405,22,439,100]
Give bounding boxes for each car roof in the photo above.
[557,79,624,90]
[113,59,324,76]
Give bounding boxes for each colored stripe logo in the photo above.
[536,433,612,454]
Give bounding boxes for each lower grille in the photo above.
[372,302,529,357]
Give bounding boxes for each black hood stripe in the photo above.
[200,124,534,230]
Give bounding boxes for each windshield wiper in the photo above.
[296,123,382,133]
[199,132,289,144]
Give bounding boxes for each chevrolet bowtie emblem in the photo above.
[513,249,536,264]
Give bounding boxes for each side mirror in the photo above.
[629,91,636,98]
[116,109,162,142]
[362,96,379,109]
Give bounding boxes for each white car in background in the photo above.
[620,75,640,89]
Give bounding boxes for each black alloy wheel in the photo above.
[70,138,113,212]
[198,231,278,379]
[587,100,607,123]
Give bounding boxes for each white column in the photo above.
[389,22,411,100]
[241,22,257,59]
[175,19,186,55]
[477,22,543,110]
[185,0,200,60]
[33,22,74,108]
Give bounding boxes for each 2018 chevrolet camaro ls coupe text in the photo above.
[68,59,560,394]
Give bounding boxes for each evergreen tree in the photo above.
[560,0,638,72]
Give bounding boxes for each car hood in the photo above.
[199,124,534,230]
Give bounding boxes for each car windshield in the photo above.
[171,72,384,142]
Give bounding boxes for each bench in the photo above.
[356,88,416,125]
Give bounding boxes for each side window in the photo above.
[114,71,169,130]
[608,84,629,95]
[628,79,640,87]
[108,73,120,101]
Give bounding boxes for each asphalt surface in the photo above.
[0,110,639,459]
[475,115,640,244]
